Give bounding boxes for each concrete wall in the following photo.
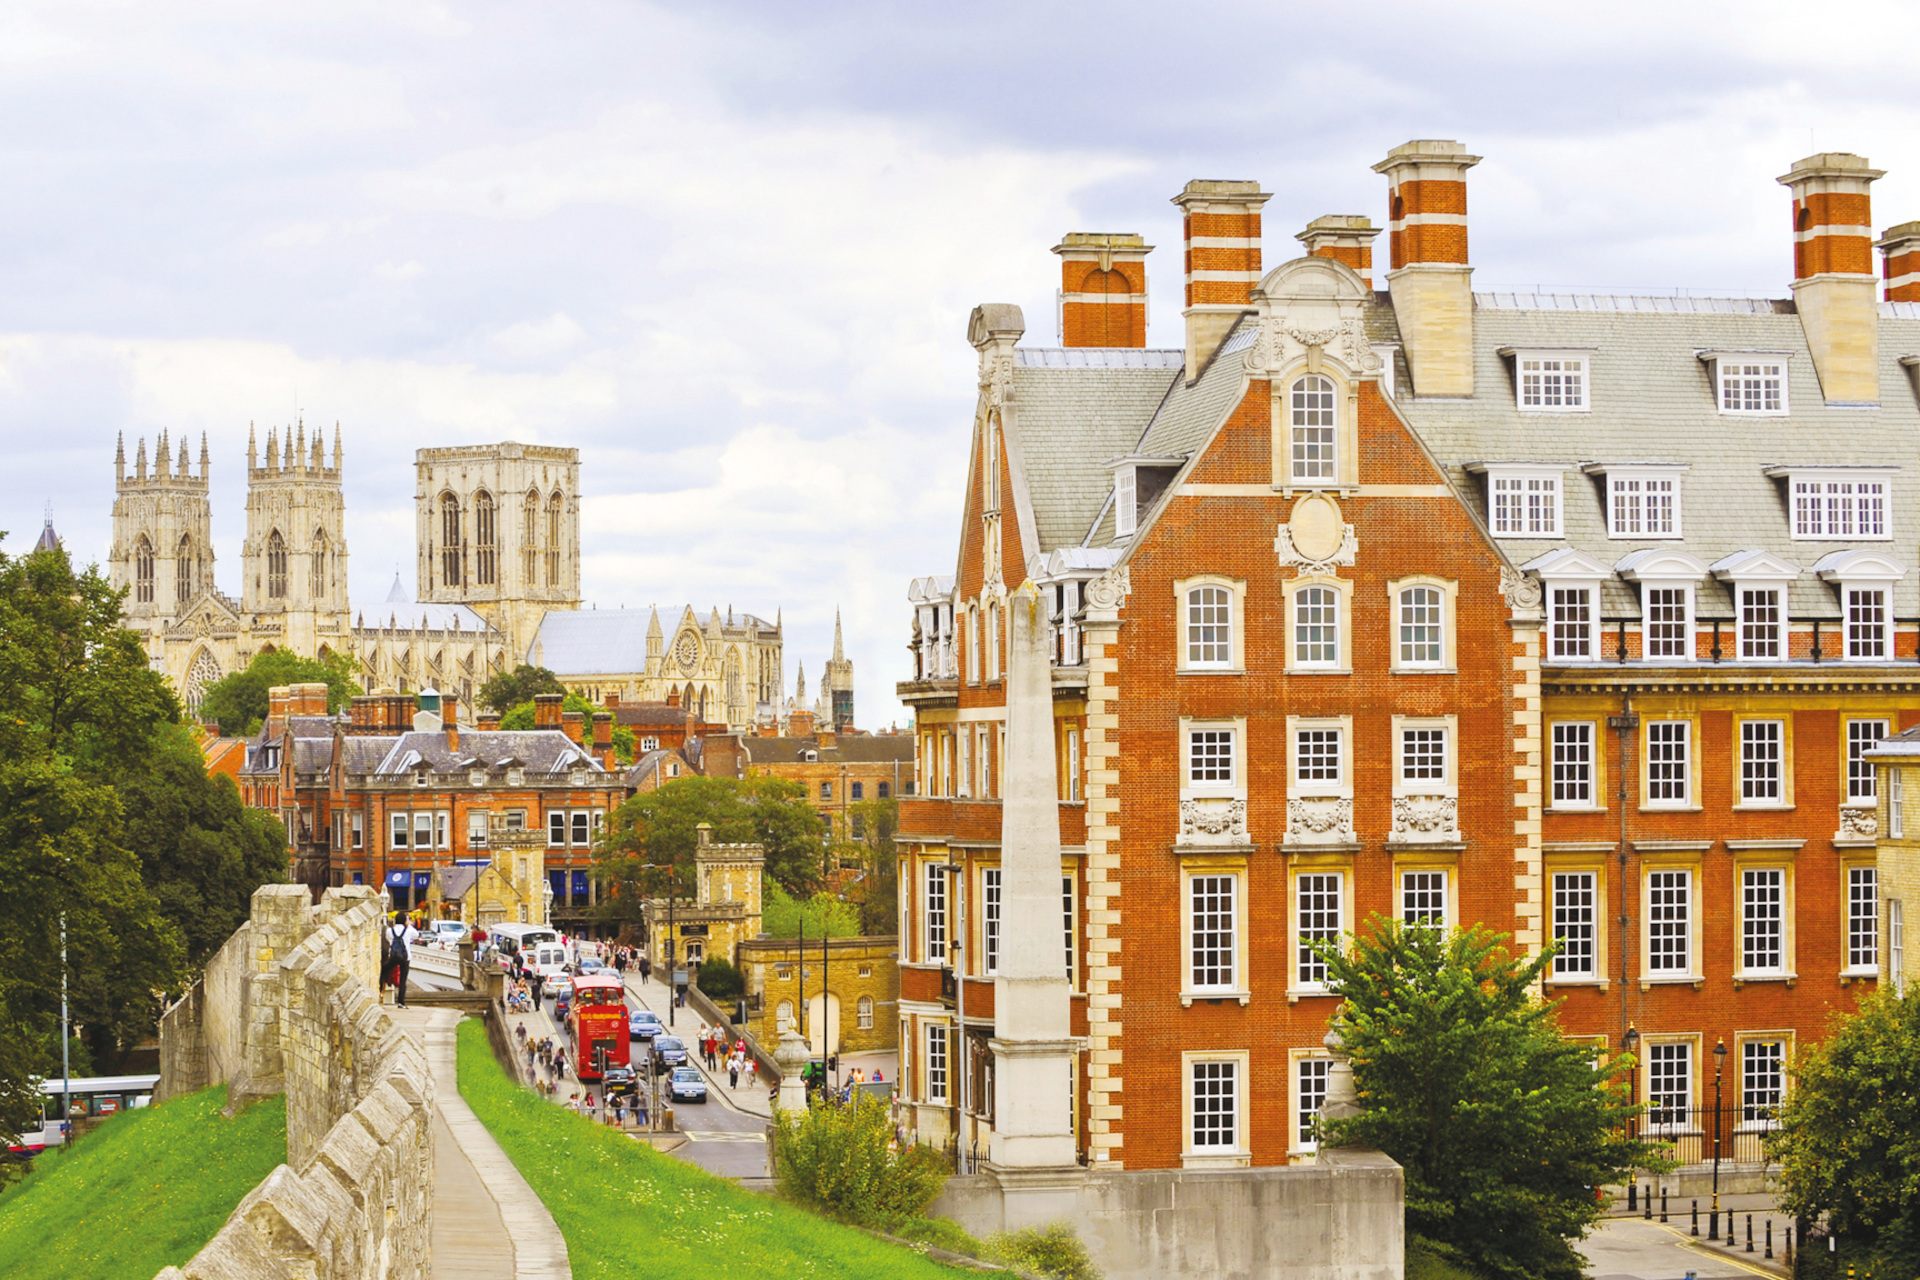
[929,1148,1404,1280]
[152,884,434,1280]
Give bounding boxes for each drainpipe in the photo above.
[1609,696,1640,1044]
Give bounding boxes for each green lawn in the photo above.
[0,1085,287,1280]
[456,1018,959,1280]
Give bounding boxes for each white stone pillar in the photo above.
[990,582,1082,1182]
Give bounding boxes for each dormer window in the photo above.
[1523,548,1611,663]
[1468,464,1564,538]
[1503,349,1591,413]
[1115,467,1137,538]
[1766,468,1893,541]
[1816,550,1908,662]
[1702,352,1789,415]
[1586,464,1686,539]
[1712,550,1800,663]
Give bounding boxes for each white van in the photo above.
[429,920,468,949]
[528,942,572,982]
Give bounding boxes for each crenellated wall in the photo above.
[152,883,432,1280]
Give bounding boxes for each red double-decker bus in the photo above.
[569,975,629,1081]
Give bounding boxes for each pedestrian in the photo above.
[387,914,415,1008]
[635,1092,648,1128]
[728,1054,740,1090]
[639,954,651,985]
[746,1057,758,1088]
[531,971,545,1010]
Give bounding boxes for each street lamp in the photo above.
[1622,1024,1640,1213]
[1710,1038,1728,1240]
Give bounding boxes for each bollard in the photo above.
[1629,1181,1637,1212]
[1644,1180,1652,1220]
[1726,1209,1735,1244]
[1709,1201,1719,1240]
[1692,1200,1700,1236]
[1765,1218,1773,1259]
[1746,1213,1753,1252]
[1661,1188,1669,1223]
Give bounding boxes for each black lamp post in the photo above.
[1623,1024,1640,1212]
[1710,1038,1727,1239]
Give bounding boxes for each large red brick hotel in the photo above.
[896,141,1920,1171]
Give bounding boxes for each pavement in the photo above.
[1577,1192,1795,1280]
[388,1005,572,1280]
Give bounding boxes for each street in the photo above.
[1576,1195,1793,1280]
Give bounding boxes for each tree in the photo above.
[844,797,899,936]
[197,647,360,736]
[477,663,566,713]
[611,725,636,765]
[592,776,828,935]
[1769,989,1920,1270]
[762,879,859,939]
[0,541,192,1132]
[1317,919,1661,1280]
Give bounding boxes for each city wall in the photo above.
[152,884,433,1280]
[929,1147,1404,1280]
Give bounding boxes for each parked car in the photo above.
[667,1067,708,1103]
[651,1036,687,1074]
[428,920,468,949]
[628,1009,663,1040]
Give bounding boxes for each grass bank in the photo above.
[0,1085,287,1280]
[456,1018,958,1280]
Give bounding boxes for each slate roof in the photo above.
[1012,352,1180,553]
[370,729,603,776]
[742,735,917,765]
[1398,298,1920,619]
[355,598,494,632]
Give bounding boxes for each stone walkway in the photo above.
[393,1006,572,1280]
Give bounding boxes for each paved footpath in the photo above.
[391,1006,572,1280]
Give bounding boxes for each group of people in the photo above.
[604,945,653,984]
[517,1023,569,1084]
[694,1023,758,1090]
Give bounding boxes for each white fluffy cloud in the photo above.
[1,1,1918,726]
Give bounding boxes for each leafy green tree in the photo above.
[197,647,360,736]
[1317,919,1661,1280]
[695,954,745,1001]
[498,690,595,730]
[1769,989,1920,1271]
[477,663,566,713]
[611,725,636,765]
[592,776,828,935]
[844,797,898,937]
[0,541,191,1126]
[762,879,859,939]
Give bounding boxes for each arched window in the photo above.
[134,535,154,604]
[1398,585,1445,667]
[440,492,462,588]
[175,535,193,605]
[1290,375,1337,483]
[546,491,563,586]
[857,995,874,1029]
[310,528,329,599]
[474,490,496,586]
[522,488,540,584]
[267,530,287,599]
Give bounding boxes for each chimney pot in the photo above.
[1052,232,1152,347]
[534,693,564,728]
[1171,180,1271,381]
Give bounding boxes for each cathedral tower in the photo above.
[241,420,351,657]
[820,608,855,731]
[109,429,216,631]
[414,442,582,662]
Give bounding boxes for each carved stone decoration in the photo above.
[1498,566,1544,611]
[1839,806,1879,838]
[1275,520,1359,575]
[1285,324,1340,350]
[981,352,1016,409]
[1247,325,1282,375]
[1392,796,1459,840]
[1286,796,1355,843]
[1084,564,1131,611]
[1180,798,1248,841]
[1341,319,1384,373]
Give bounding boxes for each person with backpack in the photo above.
[385,914,417,1008]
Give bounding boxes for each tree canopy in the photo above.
[197,647,360,736]
[1318,919,1661,1280]
[478,663,566,714]
[1769,989,1920,1271]
[592,775,828,933]
[0,540,288,1145]
[762,879,860,939]
[498,689,595,730]
[842,796,898,937]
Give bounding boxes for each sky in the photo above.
[3,0,1919,729]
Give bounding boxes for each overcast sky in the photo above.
[4,1,1918,728]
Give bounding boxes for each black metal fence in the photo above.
[1630,1101,1778,1166]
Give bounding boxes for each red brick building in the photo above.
[898,141,1920,1171]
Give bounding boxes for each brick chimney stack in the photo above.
[1780,152,1885,404]
[266,685,292,740]
[561,710,586,746]
[443,695,460,752]
[1171,180,1270,382]
[1374,140,1479,397]
[534,693,563,728]
[477,712,500,731]
[1296,215,1381,288]
[1052,233,1151,347]
[592,712,613,767]
[1876,221,1920,303]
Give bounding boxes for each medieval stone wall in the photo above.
[152,883,433,1280]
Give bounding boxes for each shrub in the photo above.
[695,955,745,1002]
[772,1093,948,1227]
[986,1223,1101,1280]
[890,1216,984,1256]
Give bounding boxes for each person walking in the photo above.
[639,953,652,985]
[728,1052,741,1090]
[530,970,545,1011]
[387,915,415,1008]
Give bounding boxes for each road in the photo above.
[1577,1197,1793,1280]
